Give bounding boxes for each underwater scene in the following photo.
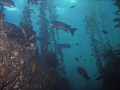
[0,0,120,90]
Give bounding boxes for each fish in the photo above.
[96,75,104,81]
[77,67,91,81]
[76,43,79,45]
[102,30,108,34]
[114,23,120,28]
[0,0,15,8]
[70,5,76,8]
[113,18,120,22]
[51,20,77,36]
[75,58,79,62]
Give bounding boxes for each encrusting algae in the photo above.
[31,63,36,74]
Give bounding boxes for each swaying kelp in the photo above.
[85,1,120,89]
[36,0,67,78]
[20,6,33,27]
[112,0,120,28]
[85,0,112,79]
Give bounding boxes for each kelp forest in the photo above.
[0,0,120,90]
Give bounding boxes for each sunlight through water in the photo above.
[65,0,76,3]
[4,6,19,11]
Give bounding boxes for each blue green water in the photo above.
[3,0,120,90]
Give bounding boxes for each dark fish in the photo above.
[70,5,76,8]
[77,67,91,81]
[113,18,120,22]
[85,59,86,61]
[0,0,15,8]
[76,43,79,45]
[80,55,82,57]
[102,30,108,34]
[51,20,77,36]
[75,58,79,62]
[96,75,104,81]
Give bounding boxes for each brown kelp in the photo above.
[112,0,120,28]
[85,1,120,89]
[36,0,68,79]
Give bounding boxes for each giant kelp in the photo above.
[0,3,71,89]
[20,6,33,27]
[101,48,120,90]
[85,0,112,78]
[35,0,67,78]
[112,0,120,28]
[85,1,120,90]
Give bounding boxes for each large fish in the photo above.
[77,67,91,81]
[0,0,15,8]
[51,20,77,36]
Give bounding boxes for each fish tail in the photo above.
[70,28,77,36]
[87,77,91,82]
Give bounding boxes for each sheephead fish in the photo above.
[51,20,77,36]
[0,0,15,8]
[77,67,91,81]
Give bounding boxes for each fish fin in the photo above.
[70,28,77,36]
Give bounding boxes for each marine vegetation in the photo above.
[112,0,120,28]
[84,1,120,89]
[0,0,71,89]
[99,47,120,90]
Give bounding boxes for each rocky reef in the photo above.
[0,11,70,90]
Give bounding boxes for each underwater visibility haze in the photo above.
[0,0,120,90]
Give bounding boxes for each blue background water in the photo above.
[3,0,120,90]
